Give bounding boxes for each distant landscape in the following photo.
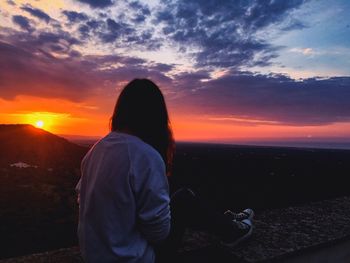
[0,124,86,259]
[1,124,350,260]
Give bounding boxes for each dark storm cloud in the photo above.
[12,15,33,32]
[62,10,88,23]
[21,5,51,23]
[156,0,305,68]
[77,0,114,8]
[178,72,350,126]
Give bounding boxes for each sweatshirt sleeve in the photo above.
[131,150,171,244]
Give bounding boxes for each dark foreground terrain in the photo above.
[2,196,350,263]
[1,124,350,259]
[171,142,350,212]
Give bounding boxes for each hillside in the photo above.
[0,125,88,259]
[0,124,88,168]
[1,126,350,260]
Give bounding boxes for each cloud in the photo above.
[0,33,172,102]
[3,29,82,59]
[58,3,159,50]
[175,72,350,126]
[12,15,34,32]
[0,41,98,101]
[155,0,305,68]
[207,116,281,126]
[99,18,135,43]
[2,0,349,128]
[281,19,308,31]
[7,0,16,6]
[21,5,51,23]
[78,19,100,39]
[1,28,350,127]
[94,16,161,50]
[62,10,88,23]
[290,47,317,56]
[77,0,114,8]
[128,1,151,23]
[301,48,314,55]
[149,63,175,73]
[172,70,211,92]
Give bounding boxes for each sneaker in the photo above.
[221,219,253,248]
[224,208,255,221]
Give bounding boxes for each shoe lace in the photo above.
[224,210,248,221]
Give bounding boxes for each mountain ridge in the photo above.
[0,124,88,168]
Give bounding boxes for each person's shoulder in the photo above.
[125,134,164,168]
[82,132,125,159]
[128,136,161,159]
[84,133,113,155]
[81,134,110,165]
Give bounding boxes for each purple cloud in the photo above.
[77,0,114,8]
[155,0,305,68]
[62,10,88,23]
[2,0,350,128]
[12,15,34,32]
[21,5,51,23]
[176,72,350,126]
[0,37,172,102]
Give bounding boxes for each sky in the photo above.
[0,0,350,142]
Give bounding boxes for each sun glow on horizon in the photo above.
[24,112,65,132]
[35,120,44,128]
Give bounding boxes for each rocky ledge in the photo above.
[2,196,350,263]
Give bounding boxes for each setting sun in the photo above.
[17,111,72,133]
[35,120,44,128]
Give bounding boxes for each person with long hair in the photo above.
[76,79,254,263]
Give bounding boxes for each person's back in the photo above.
[77,131,171,263]
[76,79,254,263]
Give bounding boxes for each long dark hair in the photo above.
[110,79,175,176]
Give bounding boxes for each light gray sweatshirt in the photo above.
[76,131,171,263]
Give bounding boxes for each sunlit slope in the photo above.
[0,124,88,168]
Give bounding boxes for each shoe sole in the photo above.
[220,224,254,249]
[243,208,255,221]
